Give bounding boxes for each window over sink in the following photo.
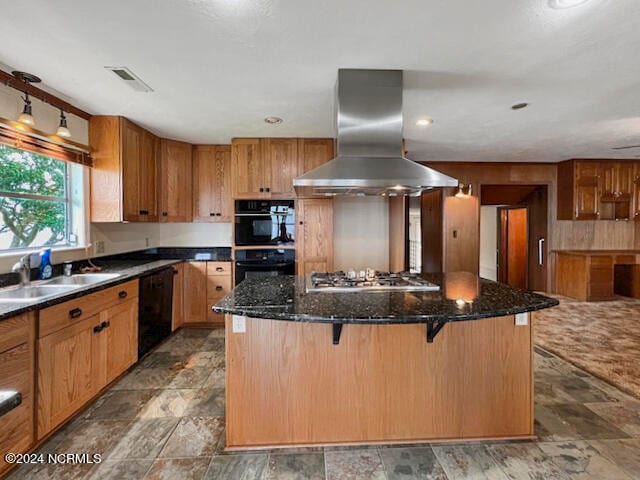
[0,144,85,252]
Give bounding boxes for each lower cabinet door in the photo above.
[103,299,138,385]
[37,315,102,439]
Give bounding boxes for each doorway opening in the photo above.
[480,185,548,291]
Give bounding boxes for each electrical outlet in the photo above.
[232,315,246,333]
[515,312,529,326]
[95,241,105,254]
[145,237,150,247]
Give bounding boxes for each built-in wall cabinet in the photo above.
[90,116,159,222]
[296,199,334,276]
[159,139,193,222]
[193,145,232,222]
[557,159,640,221]
[231,138,334,199]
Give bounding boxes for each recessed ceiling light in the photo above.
[264,116,283,124]
[511,102,529,110]
[416,118,433,127]
[549,0,589,9]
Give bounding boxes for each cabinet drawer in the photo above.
[207,262,232,276]
[0,343,33,472]
[207,276,232,299]
[39,280,139,338]
[0,313,32,354]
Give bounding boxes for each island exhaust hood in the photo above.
[293,69,458,196]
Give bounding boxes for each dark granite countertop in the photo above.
[213,272,559,324]
[0,259,181,322]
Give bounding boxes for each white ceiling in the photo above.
[1,0,639,162]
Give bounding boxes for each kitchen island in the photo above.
[214,272,558,449]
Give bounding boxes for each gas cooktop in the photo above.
[305,271,440,293]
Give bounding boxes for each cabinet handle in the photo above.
[210,213,216,216]
[266,187,270,192]
[139,210,149,215]
[162,212,168,217]
[93,324,103,333]
[216,285,223,291]
[101,321,110,329]
[216,267,224,272]
[216,213,221,216]
[259,188,264,192]
[69,308,82,319]
[118,291,128,299]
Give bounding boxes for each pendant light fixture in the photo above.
[56,109,71,138]
[18,92,35,126]
[12,71,42,127]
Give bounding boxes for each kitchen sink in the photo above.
[44,273,122,286]
[0,285,79,302]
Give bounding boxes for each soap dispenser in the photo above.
[38,248,53,280]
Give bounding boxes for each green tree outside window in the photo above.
[0,144,69,250]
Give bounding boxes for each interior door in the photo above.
[498,207,528,290]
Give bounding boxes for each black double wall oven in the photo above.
[234,200,296,286]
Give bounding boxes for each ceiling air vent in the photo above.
[612,145,640,150]
[104,66,153,92]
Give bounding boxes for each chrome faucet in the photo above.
[12,254,32,287]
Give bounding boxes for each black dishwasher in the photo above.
[138,267,174,357]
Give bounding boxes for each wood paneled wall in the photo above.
[422,162,639,292]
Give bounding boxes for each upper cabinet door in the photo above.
[263,138,298,197]
[574,161,600,219]
[296,198,334,276]
[159,139,193,222]
[139,131,158,221]
[232,139,266,198]
[616,162,634,198]
[121,119,142,222]
[298,138,335,174]
[193,145,232,222]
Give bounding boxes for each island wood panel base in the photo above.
[225,314,533,448]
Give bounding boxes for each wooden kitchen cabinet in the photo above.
[0,313,36,477]
[183,261,232,325]
[90,116,158,222]
[557,159,640,220]
[232,138,266,198]
[232,138,334,199]
[102,299,138,385]
[37,314,100,438]
[193,145,232,222]
[297,138,334,174]
[172,263,185,331]
[183,262,208,324]
[159,139,193,222]
[37,282,139,439]
[263,138,299,197]
[296,199,334,275]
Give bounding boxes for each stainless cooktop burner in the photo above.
[306,271,440,293]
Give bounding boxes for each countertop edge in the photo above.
[0,259,185,322]
[213,298,560,324]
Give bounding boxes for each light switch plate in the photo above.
[515,312,529,326]
[232,315,246,333]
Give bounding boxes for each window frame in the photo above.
[0,150,78,253]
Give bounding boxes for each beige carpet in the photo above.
[534,294,640,399]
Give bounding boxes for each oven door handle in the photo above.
[234,213,290,217]
[235,262,293,268]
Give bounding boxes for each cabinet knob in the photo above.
[118,291,128,299]
[299,221,304,225]
[216,285,223,291]
[69,308,82,319]
[101,321,110,329]
[259,188,264,193]
[266,187,270,192]
[93,324,103,334]
[162,212,168,217]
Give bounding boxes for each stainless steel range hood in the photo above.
[293,69,458,196]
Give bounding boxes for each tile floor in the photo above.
[8,328,640,480]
